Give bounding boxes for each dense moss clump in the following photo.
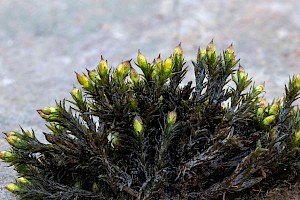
[2,41,300,199]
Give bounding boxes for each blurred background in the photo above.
[1,0,300,198]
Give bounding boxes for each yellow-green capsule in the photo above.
[98,55,108,77]
[295,131,300,142]
[39,106,57,115]
[17,177,30,184]
[173,43,183,58]
[76,72,91,88]
[254,83,265,95]
[262,115,276,126]
[37,107,57,120]
[206,40,216,61]
[197,47,206,62]
[0,151,6,160]
[116,60,131,80]
[0,151,14,162]
[130,67,139,84]
[294,75,300,88]
[237,64,247,82]
[206,40,216,53]
[137,49,148,68]
[122,59,132,71]
[133,116,143,135]
[259,99,268,109]
[153,54,163,75]
[6,135,22,147]
[225,43,235,61]
[87,69,100,82]
[5,183,20,193]
[268,101,280,115]
[155,54,163,65]
[167,111,177,125]
[71,87,82,102]
[163,56,172,75]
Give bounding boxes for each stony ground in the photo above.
[1,0,300,199]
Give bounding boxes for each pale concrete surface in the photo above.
[1,0,300,199]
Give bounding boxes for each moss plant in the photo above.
[2,41,300,199]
